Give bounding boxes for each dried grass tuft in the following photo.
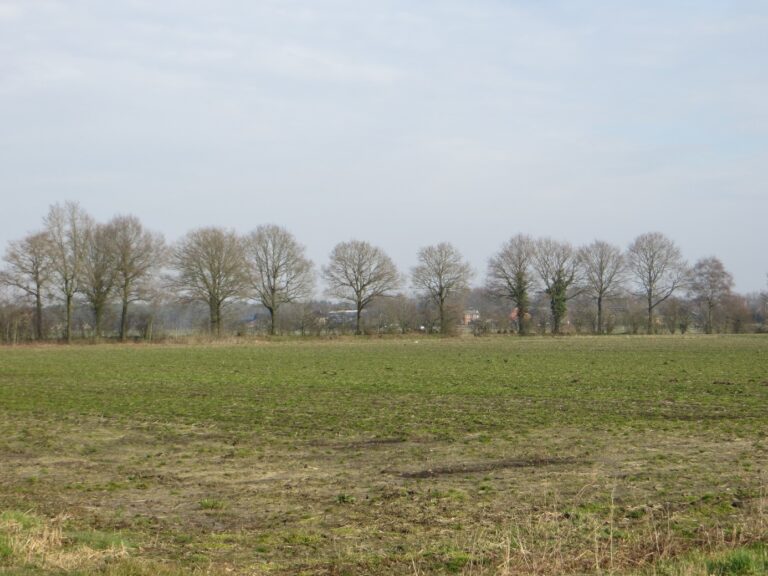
[1,512,128,572]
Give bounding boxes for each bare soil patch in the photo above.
[397,456,585,478]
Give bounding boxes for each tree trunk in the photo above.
[94,304,103,338]
[269,307,276,335]
[35,290,43,340]
[65,292,73,343]
[550,290,566,335]
[210,300,220,337]
[120,296,129,342]
[356,305,362,335]
[647,295,654,334]
[596,295,603,335]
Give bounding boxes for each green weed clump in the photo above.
[706,547,768,575]
[199,498,226,510]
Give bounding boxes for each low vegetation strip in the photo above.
[0,335,766,574]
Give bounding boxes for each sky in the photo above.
[1,0,766,293]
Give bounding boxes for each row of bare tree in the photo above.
[0,201,761,341]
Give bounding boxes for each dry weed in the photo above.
[1,512,128,572]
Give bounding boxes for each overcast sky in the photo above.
[1,1,766,292]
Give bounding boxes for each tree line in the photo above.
[1,201,766,342]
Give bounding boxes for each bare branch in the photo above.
[412,242,472,334]
[627,232,689,332]
[486,234,536,334]
[245,224,315,335]
[168,227,248,336]
[322,240,400,334]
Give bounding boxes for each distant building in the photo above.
[326,309,363,328]
[462,309,480,325]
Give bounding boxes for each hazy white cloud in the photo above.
[0,2,20,21]
[254,44,402,86]
[1,0,766,291]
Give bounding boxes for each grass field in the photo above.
[0,335,767,575]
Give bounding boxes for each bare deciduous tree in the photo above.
[533,238,581,334]
[412,242,472,334]
[689,256,734,334]
[627,232,689,333]
[245,224,314,335]
[81,222,117,338]
[722,293,752,333]
[322,240,400,335]
[168,227,247,336]
[762,275,768,329]
[368,293,418,334]
[578,240,625,334]
[486,234,536,334]
[109,215,166,341]
[44,201,92,343]
[0,231,52,340]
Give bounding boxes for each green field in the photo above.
[1,336,767,575]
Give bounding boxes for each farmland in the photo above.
[1,335,767,575]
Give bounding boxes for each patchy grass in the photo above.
[647,544,768,575]
[705,546,768,575]
[0,335,767,574]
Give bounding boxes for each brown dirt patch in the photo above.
[397,456,585,478]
